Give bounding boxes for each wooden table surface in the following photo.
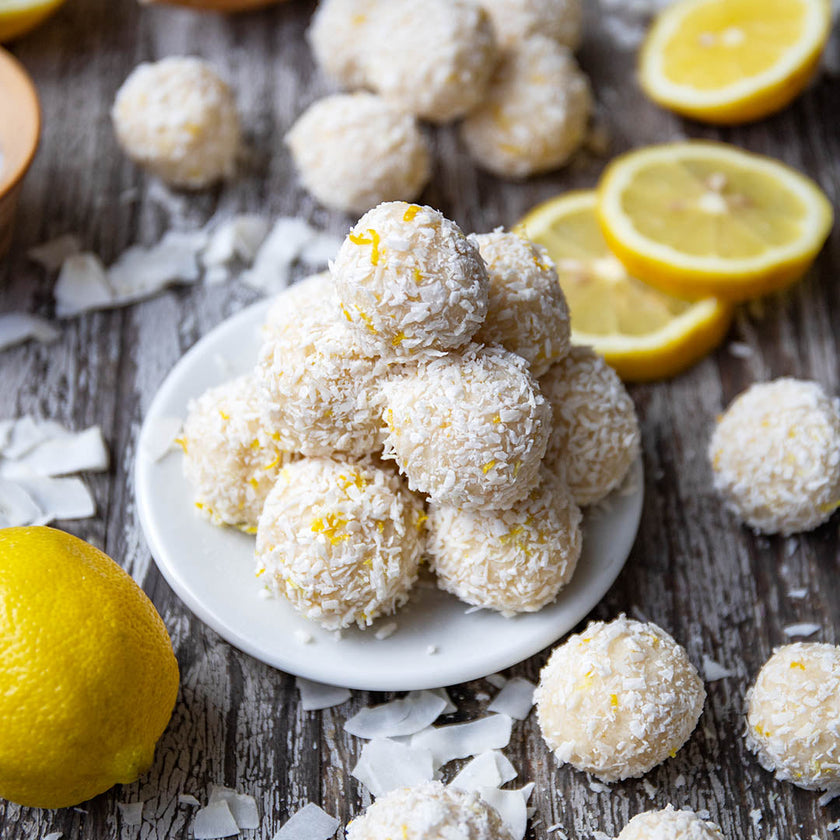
[2,1,839,838]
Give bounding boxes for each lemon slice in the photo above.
[517,191,733,381]
[639,0,831,124]
[598,141,833,302]
[0,0,65,41]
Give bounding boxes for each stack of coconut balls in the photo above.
[288,0,592,213]
[180,201,640,631]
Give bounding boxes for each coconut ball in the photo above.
[332,202,489,360]
[616,806,724,840]
[346,781,512,840]
[307,0,381,88]
[181,375,296,530]
[708,378,840,536]
[263,271,334,339]
[362,0,497,123]
[540,346,640,507]
[745,642,840,791]
[286,93,431,215]
[460,36,591,178]
[480,0,583,50]
[472,230,572,377]
[256,456,424,630]
[535,615,706,782]
[257,305,387,458]
[381,344,551,510]
[428,467,582,615]
[112,56,239,189]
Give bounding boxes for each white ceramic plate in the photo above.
[136,299,644,692]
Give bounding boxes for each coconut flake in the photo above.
[374,621,398,640]
[296,677,351,711]
[179,794,202,807]
[0,425,108,478]
[272,803,339,840]
[117,802,144,825]
[702,655,737,681]
[241,217,318,294]
[0,313,60,352]
[193,799,240,839]
[410,715,513,767]
[294,630,314,645]
[15,476,95,523]
[141,417,183,462]
[344,690,447,739]
[55,253,113,317]
[108,230,206,303]
[203,215,270,269]
[788,588,809,600]
[1,417,67,459]
[449,751,517,792]
[485,673,508,689]
[486,677,535,720]
[783,623,821,638]
[43,833,63,840]
[0,479,41,527]
[208,786,259,829]
[351,739,435,797]
[479,783,534,840]
[28,234,81,271]
[429,687,457,714]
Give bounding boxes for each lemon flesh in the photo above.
[0,0,66,41]
[0,526,180,809]
[518,191,733,381]
[640,0,831,124]
[598,142,833,302]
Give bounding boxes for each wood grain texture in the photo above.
[1,0,839,837]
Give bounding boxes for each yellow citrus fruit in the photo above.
[639,0,831,124]
[0,0,66,42]
[517,191,733,381]
[597,141,833,303]
[0,526,179,809]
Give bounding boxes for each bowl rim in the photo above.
[0,47,41,198]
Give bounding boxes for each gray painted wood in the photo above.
[1,0,839,837]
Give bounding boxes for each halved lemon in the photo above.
[0,0,66,41]
[598,141,833,303]
[639,0,832,124]
[517,191,734,382]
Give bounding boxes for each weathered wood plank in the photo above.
[1,0,840,837]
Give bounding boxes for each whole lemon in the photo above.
[0,526,180,809]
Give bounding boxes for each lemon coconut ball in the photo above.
[112,56,240,189]
[362,0,497,123]
[428,467,582,615]
[708,378,840,535]
[286,92,431,215]
[346,781,513,840]
[535,615,706,782]
[540,346,640,507]
[745,642,840,791]
[257,302,387,458]
[263,270,333,339]
[381,344,551,510]
[460,36,591,178]
[480,0,583,49]
[616,806,725,840]
[332,202,489,360]
[256,457,425,630]
[181,374,296,530]
[472,229,572,377]
[307,0,380,88]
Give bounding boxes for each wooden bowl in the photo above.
[0,48,40,259]
[143,0,287,12]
